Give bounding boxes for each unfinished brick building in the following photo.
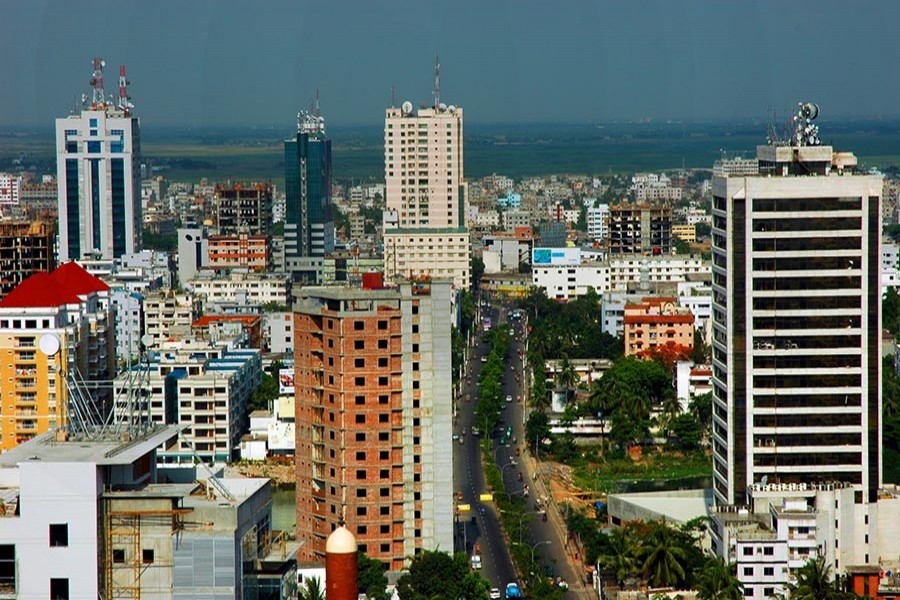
[293,280,453,571]
[0,221,56,301]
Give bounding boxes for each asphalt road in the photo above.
[454,304,592,598]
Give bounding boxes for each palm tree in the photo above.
[787,557,849,600]
[695,556,743,600]
[640,523,690,588]
[598,527,640,587]
[298,576,325,600]
[555,355,579,406]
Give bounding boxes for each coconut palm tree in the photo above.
[298,576,325,600]
[555,355,579,406]
[787,557,850,600]
[640,523,690,588]
[695,556,743,600]
[598,527,640,587]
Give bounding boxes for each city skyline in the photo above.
[2,1,899,128]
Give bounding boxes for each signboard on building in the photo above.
[532,247,581,266]
[279,368,295,395]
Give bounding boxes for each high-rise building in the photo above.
[0,262,115,450]
[214,182,273,236]
[56,59,141,262]
[709,110,898,596]
[382,70,470,289]
[0,221,56,300]
[608,204,672,255]
[284,109,334,283]
[293,281,453,570]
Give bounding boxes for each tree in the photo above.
[598,527,640,587]
[669,413,702,450]
[551,429,577,463]
[695,556,743,600]
[298,576,325,600]
[640,522,690,588]
[555,356,579,406]
[689,392,713,439]
[358,552,390,600]
[885,287,900,336]
[396,550,490,600]
[525,410,550,450]
[691,330,711,364]
[786,557,849,600]
[249,371,279,412]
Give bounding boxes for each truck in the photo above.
[505,583,522,599]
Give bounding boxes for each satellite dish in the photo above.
[401,101,413,115]
[438,102,447,111]
[100,60,106,68]
[448,105,456,112]
[141,334,155,348]
[760,475,768,487]
[38,334,60,356]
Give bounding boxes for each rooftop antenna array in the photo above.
[90,57,106,108]
[433,54,440,109]
[298,92,326,136]
[792,102,821,147]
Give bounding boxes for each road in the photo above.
[454,302,594,598]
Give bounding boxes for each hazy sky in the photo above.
[1,0,897,128]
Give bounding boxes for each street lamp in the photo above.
[500,509,542,544]
[515,540,551,568]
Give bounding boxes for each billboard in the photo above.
[279,368,295,395]
[532,247,581,266]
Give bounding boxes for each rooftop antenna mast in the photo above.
[90,57,106,108]
[433,54,440,109]
[391,85,395,108]
[315,88,321,118]
[117,65,134,115]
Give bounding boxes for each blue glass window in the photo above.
[65,129,77,138]
[90,129,98,136]
[111,141,124,153]
[89,118,98,127]
[87,141,102,153]
[66,142,78,153]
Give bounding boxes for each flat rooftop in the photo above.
[0,426,180,467]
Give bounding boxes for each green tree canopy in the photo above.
[395,550,490,600]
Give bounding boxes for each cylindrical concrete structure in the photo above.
[325,526,358,600]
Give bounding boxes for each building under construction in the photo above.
[0,220,56,300]
[214,183,273,236]
[608,203,672,255]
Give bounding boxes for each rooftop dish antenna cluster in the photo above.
[792,102,821,147]
[82,57,134,114]
[298,91,326,135]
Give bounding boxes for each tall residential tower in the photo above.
[382,62,470,289]
[56,59,141,262]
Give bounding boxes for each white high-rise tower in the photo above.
[56,58,141,262]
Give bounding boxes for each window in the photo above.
[379,414,388,423]
[764,567,774,576]
[378,376,388,386]
[354,321,365,331]
[113,549,126,563]
[378,320,388,330]
[355,376,365,386]
[742,547,753,556]
[764,588,774,597]
[49,524,68,547]
[380,450,389,460]
[356,432,366,442]
[356,451,366,460]
[378,339,388,349]
[380,506,390,515]
[379,395,389,404]
[381,543,390,553]
[743,567,753,577]
[357,506,367,516]
[378,357,388,368]
[142,549,154,564]
[354,340,365,350]
[356,489,367,498]
[356,469,366,480]
[355,414,365,424]
[355,395,365,405]
[380,524,390,533]
[763,546,774,556]
[380,469,389,479]
[355,358,365,368]
[50,578,69,600]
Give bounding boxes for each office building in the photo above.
[214,182,273,236]
[382,80,470,289]
[284,109,334,283]
[56,59,141,262]
[0,262,115,450]
[609,204,672,255]
[0,221,56,300]
[293,281,453,570]
[586,202,610,243]
[177,227,209,288]
[710,114,898,593]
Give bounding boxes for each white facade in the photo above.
[533,263,610,301]
[383,231,470,290]
[883,242,900,291]
[110,288,143,362]
[503,210,532,230]
[142,291,198,348]
[56,107,141,262]
[177,228,208,288]
[587,203,610,242]
[189,272,291,308]
[0,174,22,206]
[263,311,294,354]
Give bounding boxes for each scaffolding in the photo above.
[102,505,191,599]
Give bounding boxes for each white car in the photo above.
[471,554,482,570]
[505,395,513,403]
[481,356,487,363]
[490,589,501,599]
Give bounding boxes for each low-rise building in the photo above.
[207,233,271,271]
[672,224,696,243]
[622,297,694,356]
[263,311,294,355]
[143,291,200,348]
[189,271,291,309]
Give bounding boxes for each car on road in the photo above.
[471,554,482,570]
[480,356,487,363]
[452,433,459,442]
[505,395,512,403]
[509,328,514,335]
[490,589,501,600]
[461,427,467,435]
[472,427,480,436]
[459,436,465,445]
[505,583,523,599]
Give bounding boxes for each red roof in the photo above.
[624,314,695,325]
[0,272,83,308]
[193,314,260,327]
[51,261,110,295]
